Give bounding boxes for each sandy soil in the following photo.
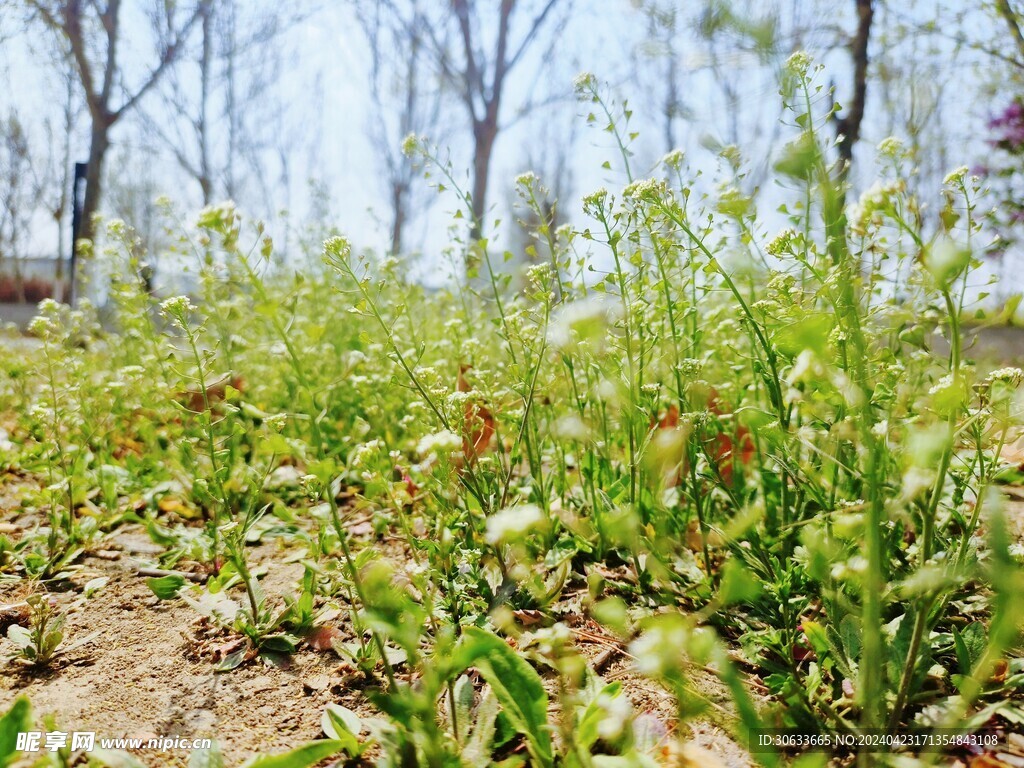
[0,506,752,767]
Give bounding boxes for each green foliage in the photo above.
[1,51,1023,766]
[0,697,32,768]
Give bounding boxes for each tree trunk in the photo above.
[470,117,497,241]
[198,0,214,205]
[80,115,110,243]
[72,113,110,302]
[836,0,873,186]
[390,181,406,256]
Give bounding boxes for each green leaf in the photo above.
[718,559,762,605]
[189,743,224,768]
[771,314,833,358]
[774,132,818,180]
[147,574,186,600]
[88,749,148,768]
[576,682,622,750]
[0,697,32,767]
[240,740,343,768]
[321,704,362,756]
[452,628,552,768]
[953,623,987,675]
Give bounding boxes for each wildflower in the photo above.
[416,429,462,458]
[622,178,666,202]
[987,367,1024,386]
[263,413,287,432]
[197,201,237,231]
[572,71,597,98]
[159,295,195,319]
[323,236,351,259]
[677,358,704,378]
[661,148,685,171]
[943,165,970,187]
[525,262,553,289]
[547,295,621,351]
[401,133,420,156]
[485,504,545,545]
[785,51,813,78]
[37,298,61,315]
[876,136,906,159]
[28,315,57,339]
[582,187,609,216]
[515,171,539,188]
[766,228,797,257]
[847,179,905,234]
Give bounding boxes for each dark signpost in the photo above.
[69,161,87,304]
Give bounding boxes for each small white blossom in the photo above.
[416,429,462,458]
[785,51,813,78]
[485,504,545,545]
[943,165,970,186]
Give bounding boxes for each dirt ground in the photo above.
[0,500,753,767]
[5,464,1024,766]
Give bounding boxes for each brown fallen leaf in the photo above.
[458,364,495,465]
[971,755,1011,768]
[306,625,344,652]
[211,637,246,663]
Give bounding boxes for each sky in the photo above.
[0,0,1012,294]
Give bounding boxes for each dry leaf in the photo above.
[458,364,495,464]
[306,625,344,652]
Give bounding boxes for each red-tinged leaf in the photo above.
[512,609,548,628]
[458,364,496,464]
[211,637,246,662]
[657,404,679,429]
[306,625,344,652]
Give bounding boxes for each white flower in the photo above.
[582,187,609,215]
[986,367,1024,387]
[37,298,61,314]
[401,133,420,156]
[485,504,545,545]
[28,315,57,338]
[572,71,597,97]
[547,296,621,351]
[876,137,906,158]
[416,429,462,458]
[622,178,665,202]
[159,295,194,317]
[785,51,813,78]
[766,228,797,257]
[943,165,970,186]
[515,171,540,188]
[323,236,351,259]
[661,149,685,170]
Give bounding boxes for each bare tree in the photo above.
[356,0,446,255]
[379,0,569,242]
[633,1,687,156]
[0,113,46,301]
[24,0,203,249]
[138,0,302,211]
[833,0,874,186]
